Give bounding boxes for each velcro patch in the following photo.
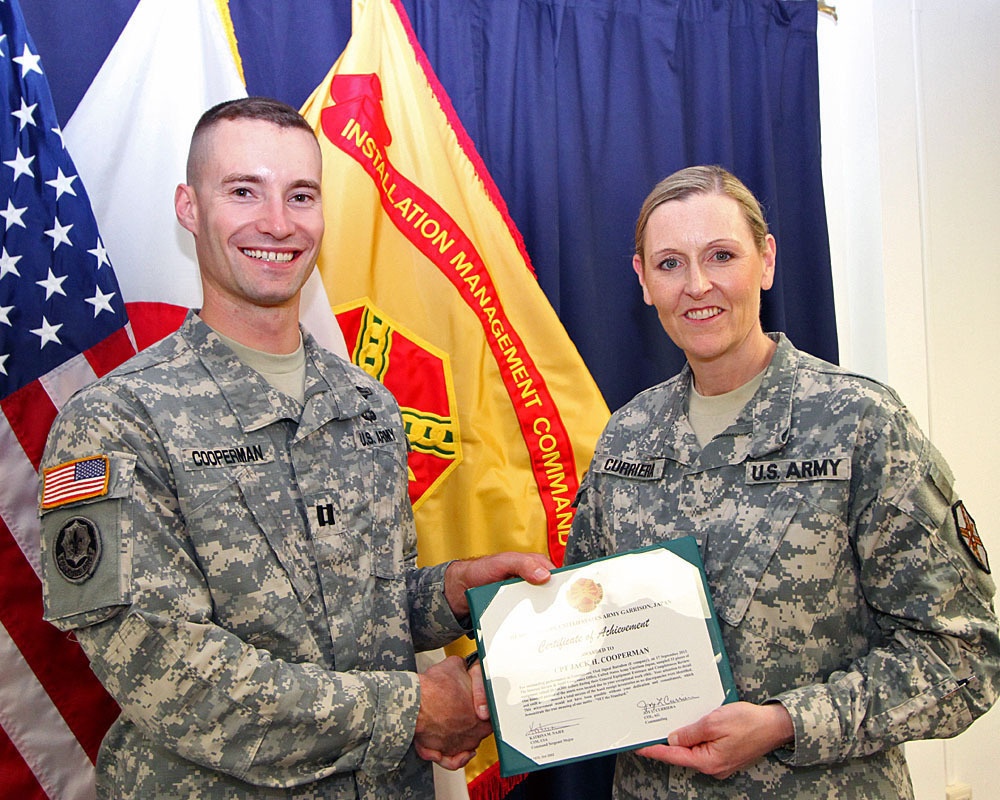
[41,456,110,509]
[953,501,990,573]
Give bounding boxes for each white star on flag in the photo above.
[0,247,21,278]
[3,146,34,179]
[1,198,26,229]
[11,96,36,129]
[36,267,68,299]
[44,216,73,249]
[13,42,42,76]
[29,316,63,348]
[88,237,110,268]
[46,166,77,198]
[85,286,116,317]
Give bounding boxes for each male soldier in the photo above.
[38,97,552,798]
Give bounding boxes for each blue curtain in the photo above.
[27,0,831,794]
[29,0,834,412]
[391,0,835,410]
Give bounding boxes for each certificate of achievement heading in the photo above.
[466,538,737,776]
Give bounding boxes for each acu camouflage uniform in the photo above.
[565,333,1000,799]
[39,312,467,799]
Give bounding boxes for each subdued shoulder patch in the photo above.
[53,516,103,584]
[41,456,110,510]
[953,501,990,573]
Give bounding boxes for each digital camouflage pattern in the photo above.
[566,333,1000,799]
[39,312,466,799]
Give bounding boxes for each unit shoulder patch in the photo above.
[953,501,990,573]
[53,516,103,584]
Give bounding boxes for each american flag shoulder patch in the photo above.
[41,456,110,510]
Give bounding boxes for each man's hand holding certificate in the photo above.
[465,538,737,776]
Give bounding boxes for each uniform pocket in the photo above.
[40,453,137,626]
[307,434,407,581]
[715,483,856,655]
[183,466,318,655]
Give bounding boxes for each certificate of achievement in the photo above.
[466,538,737,776]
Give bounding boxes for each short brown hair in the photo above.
[186,97,316,183]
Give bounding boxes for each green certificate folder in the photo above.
[466,537,737,777]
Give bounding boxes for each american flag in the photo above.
[41,456,110,510]
[0,0,135,797]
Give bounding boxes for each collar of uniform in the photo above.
[181,313,380,435]
[180,312,293,433]
[297,335,375,437]
[626,366,699,466]
[628,333,796,468]
[745,332,796,459]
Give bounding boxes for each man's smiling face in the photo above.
[175,117,324,316]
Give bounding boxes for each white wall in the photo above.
[819,1,1000,798]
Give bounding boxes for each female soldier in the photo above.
[565,165,999,799]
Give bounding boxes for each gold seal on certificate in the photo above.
[465,538,737,776]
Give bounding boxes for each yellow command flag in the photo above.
[301,0,609,791]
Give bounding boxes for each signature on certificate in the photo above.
[636,695,697,717]
[525,717,583,739]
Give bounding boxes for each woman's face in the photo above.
[633,192,776,379]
